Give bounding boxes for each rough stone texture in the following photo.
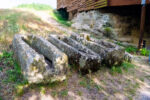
[124,52,133,62]
[23,34,68,77]
[12,34,67,84]
[70,33,125,66]
[71,10,116,38]
[71,10,150,47]
[47,35,101,72]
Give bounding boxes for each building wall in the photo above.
[57,0,150,12]
[57,0,108,12]
[109,0,150,6]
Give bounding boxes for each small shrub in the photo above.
[104,27,113,38]
[140,48,150,56]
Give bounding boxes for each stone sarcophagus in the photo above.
[12,33,126,83]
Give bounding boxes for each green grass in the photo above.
[104,27,113,38]
[0,51,28,97]
[116,42,150,56]
[111,62,135,75]
[51,91,58,97]
[77,91,82,96]
[125,46,137,54]
[17,3,52,11]
[0,51,27,85]
[17,3,71,27]
[50,10,72,27]
[140,48,150,56]
[60,90,68,97]
[0,13,20,41]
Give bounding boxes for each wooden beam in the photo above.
[138,3,146,49]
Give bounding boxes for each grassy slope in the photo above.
[17,3,52,10]
[0,9,63,50]
[17,3,71,27]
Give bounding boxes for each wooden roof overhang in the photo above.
[108,0,150,6]
[57,0,150,12]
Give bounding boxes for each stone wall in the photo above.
[71,6,150,48]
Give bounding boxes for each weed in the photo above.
[122,62,135,71]
[140,48,150,56]
[40,87,46,95]
[111,66,122,75]
[111,62,135,75]
[79,80,88,88]
[51,91,58,97]
[95,84,103,91]
[60,90,68,97]
[125,46,137,54]
[22,25,28,31]
[128,96,133,100]
[77,91,82,96]
[104,27,113,38]
[15,85,26,96]
[0,97,2,100]
[116,42,124,47]
[17,3,52,11]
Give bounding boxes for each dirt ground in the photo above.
[0,8,150,100]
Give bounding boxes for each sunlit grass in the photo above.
[17,3,71,27]
[17,3,52,11]
[50,10,72,27]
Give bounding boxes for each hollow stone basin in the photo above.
[12,34,68,84]
[47,35,102,73]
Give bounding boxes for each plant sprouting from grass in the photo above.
[125,46,137,54]
[140,48,150,56]
[111,62,135,75]
[60,90,68,97]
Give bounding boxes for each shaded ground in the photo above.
[0,8,150,100]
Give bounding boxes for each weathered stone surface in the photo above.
[71,10,117,39]
[12,34,67,84]
[124,52,133,62]
[23,34,68,76]
[70,33,125,66]
[47,35,101,72]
